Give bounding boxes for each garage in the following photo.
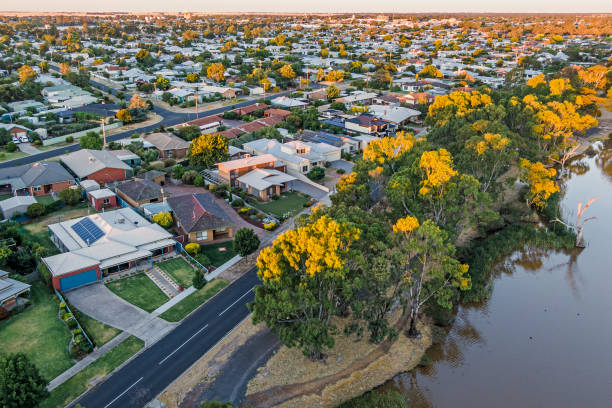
[59,269,99,291]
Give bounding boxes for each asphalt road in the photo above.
[73,268,259,408]
[0,64,290,169]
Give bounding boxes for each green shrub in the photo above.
[306,166,325,181]
[26,203,46,218]
[336,168,346,174]
[195,253,211,266]
[6,142,17,152]
[185,242,200,256]
[182,170,199,185]
[231,198,244,207]
[192,269,206,289]
[194,175,204,187]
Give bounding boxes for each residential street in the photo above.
[72,268,259,408]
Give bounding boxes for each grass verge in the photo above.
[0,282,73,380]
[157,257,196,288]
[77,312,121,346]
[160,279,229,322]
[38,336,144,408]
[106,274,168,313]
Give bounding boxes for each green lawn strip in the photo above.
[0,150,27,162]
[76,312,121,346]
[0,282,73,380]
[157,258,196,288]
[160,279,229,322]
[106,274,168,313]
[200,241,237,267]
[36,195,57,206]
[38,336,145,408]
[248,192,309,218]
[0,193,13,201]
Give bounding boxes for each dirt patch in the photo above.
[157,318,268,408]
[244,310,432,408]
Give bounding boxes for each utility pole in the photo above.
[101,118,106,148]
[195,89,199,118]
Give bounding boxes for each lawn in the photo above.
[160,279,229,322]
[22,202,95,236]
[201,241,238,267]
[158,257,196,288]
[36,195,57,206]
[0,149,27,162]
[248,192,310,218]
[77,312,121,347]
[0,282,73,380]
[106,274,168,313]
[0,193,13,201]
[38,336,144,408]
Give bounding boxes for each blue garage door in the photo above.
[60,269,98,291]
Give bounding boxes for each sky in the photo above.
[2,0,611,13]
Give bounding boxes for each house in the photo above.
[236,168,296,201]
[61,149,132,183]
[79,179,101,193]
[109,150,141,167]
[345,114,389,135]
[368,105,421,126]
[0,161,75,196]
[87,188,118,211]
[0,270,31,311]
[300,130,360,155]
[142,132,190,159]
[200,85,239,99]
[43,208,176,290]
[0,124,29,139]
[264,108,291,120]
[217,154,286,186]
[167,193,235,244]
[335,91,378,107]
[115,179,168,208]
[270,96,309,110]
[0,196,37,219]
[134,170,166,186]
[234,103,268,116]
[182,115,222,134]
[228,146,250,160]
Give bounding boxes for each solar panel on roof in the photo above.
[71,218,105,245]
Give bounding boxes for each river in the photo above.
[384,140,612,408]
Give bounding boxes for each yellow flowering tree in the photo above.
[363,131,415,171]
[519,159,560,208]
[279,64,295,79]
[251,215,360,359]
[18,65,37,84]
[207,62,226,82]
[188,133,229,168]
[463,133,516,193]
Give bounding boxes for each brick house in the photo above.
[0,161,75,196]
[167,193,235,244]
[87,188,118,211]
[115,179,168,208]
[216,154,286,187]
[61,149,132,184]
[0,270,31,311]
[142,132,190,159]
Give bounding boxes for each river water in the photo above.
[385,140,612,408]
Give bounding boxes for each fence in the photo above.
[43,122,123,146]
[54,289,95,350]
[175,242,209,275]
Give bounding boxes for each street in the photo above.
[73,268,259,408]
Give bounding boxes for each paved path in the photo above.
[152,286,196,316]
[47,332,131,391]
[18,142,39,155]
[65,283,175,345]
[206,255,242,280]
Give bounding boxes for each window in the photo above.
[33,186,41,191]
[196,231,208,241]
[103,199,110,205]
[302,166,308,172]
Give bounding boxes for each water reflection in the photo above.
[384,142,612,407]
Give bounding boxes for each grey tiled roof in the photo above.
[167,193,234,233]
[0,161,74,188]
[116,179,164,202]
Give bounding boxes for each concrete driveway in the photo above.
[18,143,40,155]
[289,180,328,201]
[65,283,175,345]
[329,159,354,173]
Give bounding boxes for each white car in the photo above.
[11,136,20,144]
[19,135,29,143]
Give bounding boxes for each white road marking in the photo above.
[218,288,253,317]
[158,324,209,365]
[103,376,143,408]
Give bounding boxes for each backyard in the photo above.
[247,191,310,219]
[0,282,73,380]
[160,279,229,322]
[106,274,168,313]
[38,336,144,408]
[157,257,196,288]
[201,241,238,267]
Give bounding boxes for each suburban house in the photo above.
[236,168,296,201]
[270,96,308,109]
[0,196,37,219]
[61,149,132,183]
[243,138,341,176]
[181,115,222,134]
[345,114,389,135]
[109,150,142,167]
[134,170,166,186]
[335,91,378,107]
[167,193,235,244]
[264,108,291,120]
[87,188,118,211]
[300,130,360,155]
[0,270,31,311]
[142,132,190,159]
[42,208,176,291]
[0,161,75,196]
[115,179,168,208]
[233,103,268,116]
[368,105,421,126]
[217,154,286,187]
[0,124,29,139]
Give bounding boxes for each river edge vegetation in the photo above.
[245,64,611,406]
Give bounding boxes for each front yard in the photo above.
[160,279,229,322]
[38,336,144,408]
[247,191,310,219]
[0,282,73,380]
[77,312,121,346]
[158,257,196,288]
[201,241,238,267]
[106,274,168,313]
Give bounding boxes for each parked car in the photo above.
[12,136,20,144]
[19,136,30,143]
